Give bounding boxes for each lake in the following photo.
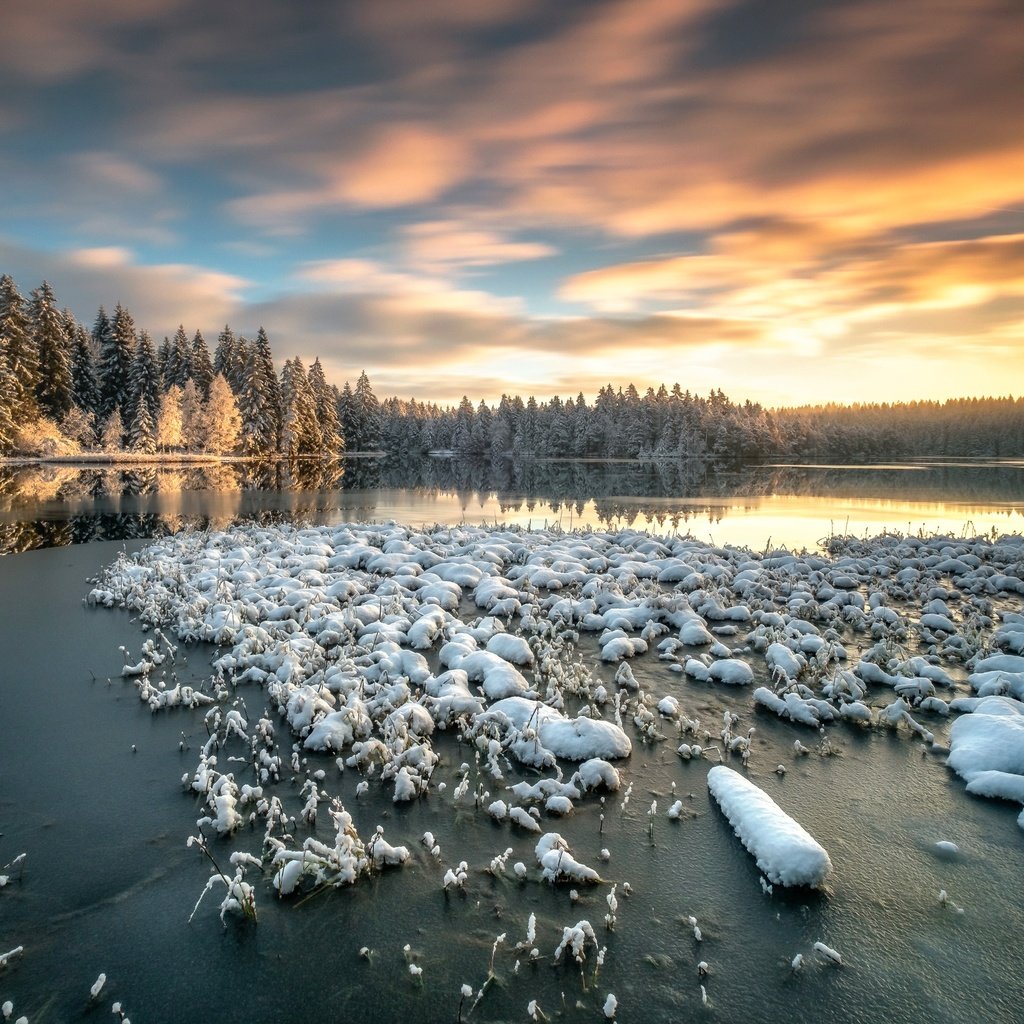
[2,455,1023,555]
[1,457,1022,1024]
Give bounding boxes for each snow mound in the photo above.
[707,765,832,888]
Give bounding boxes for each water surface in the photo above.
[2,456,1022,555]
[1,534,1022,1023]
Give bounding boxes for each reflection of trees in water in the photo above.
[2,455,1023,555]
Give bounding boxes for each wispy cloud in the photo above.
[0,236,245,334]
[1,0,1022,404]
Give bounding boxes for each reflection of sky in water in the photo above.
[1,458,1023,554]
[361,492,1024,552]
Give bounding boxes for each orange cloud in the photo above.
[330,125,470,208]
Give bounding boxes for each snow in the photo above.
[707,766,832,888]
[947,696,1024,780]
[487,696,632,762]
[78,517,1024,1005]
[708,659,755,685]
[536,834,600,884]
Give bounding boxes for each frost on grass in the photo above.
[87,523,1024,936]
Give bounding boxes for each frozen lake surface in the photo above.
[2,508,1023,1023]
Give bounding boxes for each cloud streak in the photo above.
[0,0,1021,405]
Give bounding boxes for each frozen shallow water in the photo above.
[2,523,1023,1023]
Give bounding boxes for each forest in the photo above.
[2,273,1022,461]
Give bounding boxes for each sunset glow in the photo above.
[2,0,1022,405]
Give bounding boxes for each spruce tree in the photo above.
[0,274,39,419]
[190,330,214,400]
[337,381,355,449]
[31,283,74,420]
[0,348,16,454]
[156,335,172,385]
[128,400,156,453]
[164,324,191,390]
[280,357,321,457]
[125,331,161,450]
[352,370,381,452]
[212,324,235,379]
[214,325,248,394]
[308,357,343,455]
[238,327,280,456]
[69,318,100,418]
[99,303,136,420]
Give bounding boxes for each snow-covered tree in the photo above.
[164,324,191,390]
[156,385,184,451]
[190,330,214,400]
[69,319,100,421]
[128,400,156,454]
[31,283,74,420]
[180,379,204,451]
[213,325,248,394]
[0,273,39,419]
[336,381,355,448]
[99,408,125,450]
[0,348,16,454]
[125,330,161,450]
[344,370,381,452]
[60,405,96,449]
[98,303,135,420]
[280,357,321,457]
[238,327,280,456]
[200,373,241,454]
[308,356,343,455]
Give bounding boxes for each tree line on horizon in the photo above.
[1,273,1022,461]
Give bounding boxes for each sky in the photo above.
[2,0,1023,408]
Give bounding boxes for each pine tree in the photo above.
[351,370,381,452]
[98,303,136,420]
[201,374,241,454]
[128,400,156,453]
[213,325,248,394]
[125,331,161,450]
[308,357,343,455]
[280,357,321,457]
[156,335,172,385]
[69,318,100,419]
[190,330,214,400]
[164,325,191,390]
[0,274,39,419]
[0,348,16,454]
[238,327,280,456]
[31,283,74,420]
[337,381,356,448]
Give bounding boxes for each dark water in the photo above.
[2,538,1023,1024]
[2,456,1023,555]
[2,460,1023,1022]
